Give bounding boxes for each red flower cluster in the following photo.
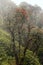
[16,8,28,20]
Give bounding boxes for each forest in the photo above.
[0,0,43,65]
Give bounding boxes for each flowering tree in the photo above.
[4,7,38,65]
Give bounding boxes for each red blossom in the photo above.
[16,8,28,20]
[21,9,27,15]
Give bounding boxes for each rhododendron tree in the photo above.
[4,7,36,65]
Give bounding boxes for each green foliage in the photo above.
[0,29,42,65]
[38,48,43,65]
[0,29,11,65]
[23,50,40,65]
[0,43,8,65]
[0,29,11,45]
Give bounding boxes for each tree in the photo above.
[4,6,37,65]
[3,2,42,65]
